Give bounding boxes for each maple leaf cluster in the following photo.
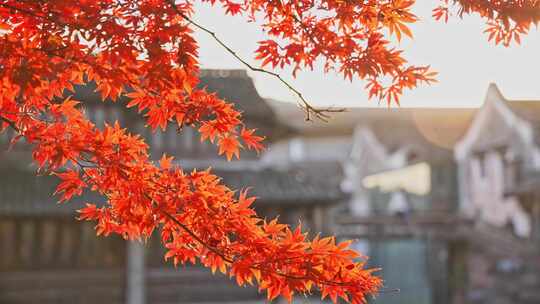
[0,0,537,303]
[246,0,438,104]
[17,101,379,302]
[433,0,540,46]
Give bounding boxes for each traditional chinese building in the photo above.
[454,83,540,304]
[265,100,477,304]
[266,100,476,217]
[455,83,540,239]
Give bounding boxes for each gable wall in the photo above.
[455,85,537,238]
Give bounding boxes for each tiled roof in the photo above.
[213,161,346,205]
[503,99,540,145]
[67,69,274,120]
[63,69,289,141]
[0,167,99,216]
[268,99,477,162]
[198,70,289,141]
[0,161,346,216]
[198,70,274,121]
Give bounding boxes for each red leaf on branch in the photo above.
[53,170,86,203]
[218,134,241,161]
[240,127,264,153]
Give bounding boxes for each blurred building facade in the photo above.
[0,70,347,304]
[1,70,540,304]
[266,83,540,304]
[265,98,476,304]
[453,84,540,304]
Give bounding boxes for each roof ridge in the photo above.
[199,69,248,78]
[504,98,540,104]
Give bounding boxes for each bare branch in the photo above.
[165,0,345,121]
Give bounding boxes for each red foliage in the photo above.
[434,1,540,46]
[0,0,537,302]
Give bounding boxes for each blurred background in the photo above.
[1,69,540,304]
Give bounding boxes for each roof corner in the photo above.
[485,83,506,104]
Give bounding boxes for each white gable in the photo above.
[455,84,537,238]
[343,126,427,216]
[455,83,534,161]
[349,127,392,173]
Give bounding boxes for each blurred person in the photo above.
[388,188,411,218]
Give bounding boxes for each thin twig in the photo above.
[158,199,236,263]
[165,0,345,121]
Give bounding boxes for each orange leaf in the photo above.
[240,127,265,153]
[218,135,241,161]
[159,154,174,170]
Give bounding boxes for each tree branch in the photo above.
[165,0,345,121]
[2,107,379,292]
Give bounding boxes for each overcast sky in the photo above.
[192,2,540,108]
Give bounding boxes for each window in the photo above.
[167,128,178,151]
[109,107,121,124]
[504,149,520,190]
[136,121,149,143]
[94,106,105,126]
[362,162,431,195]
[182,127,193,151]
[153,130,163,150]
[289,138,304,162]
[476,153,487,178]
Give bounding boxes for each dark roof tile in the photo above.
[212,161,347,205]
[0,162,346,216]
